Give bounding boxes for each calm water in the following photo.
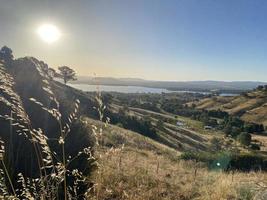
[69,83,238,96]
[69,84,172,93]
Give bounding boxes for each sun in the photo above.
[37,24,61,44]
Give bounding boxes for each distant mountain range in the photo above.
[72,76,267,93]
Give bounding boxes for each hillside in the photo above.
[193,89,267,126]
[0,55,211,165]
[0,56,102,182]
[85,117,267,200]
[2,54,267,199]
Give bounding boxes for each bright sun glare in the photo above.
[37,24,61,44]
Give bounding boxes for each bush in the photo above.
[250,143,260,150]
[228,153,267,171]
[180,151,267,172]
[244,123,264,133]
[237,132,251,146]
[231,127,242,138]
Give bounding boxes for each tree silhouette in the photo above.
[0,46,14,63]
[47,68,57,80]
[58,66,77,84]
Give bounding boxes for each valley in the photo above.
[2,0,267,199]
[1,53,267,199]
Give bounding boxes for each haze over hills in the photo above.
[72,76,266,93]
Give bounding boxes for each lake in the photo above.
[69,83,236,95]
[69,84,238,96]
[69,84,174,93]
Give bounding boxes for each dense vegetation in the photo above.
[180,151,267,172]
[107,108,158,140]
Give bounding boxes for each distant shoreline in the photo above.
[69,83,240,96]
[69,77,263,94]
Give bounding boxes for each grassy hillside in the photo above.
[194,89,267,126]
[2,53,267,199]
[0,57,98,198]
[109,103,220,152]
[85,118,267,200]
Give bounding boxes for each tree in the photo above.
[231,127,242,138]
[244,122,264,133]
[58,66,77,84]
[250,143,260,150]
[223,125,232,136]
[47,68,56,80]
[0,46,14,63]
[237,132,252,146]
[257,85,264,90]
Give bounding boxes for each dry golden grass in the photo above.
[242,106,267,126]
[196,96,234,110]
[194,91,267,126]
[85,117,179,158]
[89,146,267,200]
[252,134,267,151]
[85,118,267,200]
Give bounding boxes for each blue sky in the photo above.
[1,0,267,81]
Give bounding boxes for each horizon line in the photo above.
[76,75,267,83]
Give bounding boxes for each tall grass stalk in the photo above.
[0,139,16,197]
[58,120,67,200]
[0,59,95,199]
[1,160,16,196]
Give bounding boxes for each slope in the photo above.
[85,117,267,200]
[194,89,267,126]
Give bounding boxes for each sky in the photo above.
[1,0,267,81]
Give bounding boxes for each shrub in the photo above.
[250,143,260,150]
[228,153,267,172]
[180,151,267,172]
[237,132,252,146]
[231,127,242,138]
[244,123,264,133]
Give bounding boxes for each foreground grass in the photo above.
[85,118,267,200]
[90,147,267,200]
